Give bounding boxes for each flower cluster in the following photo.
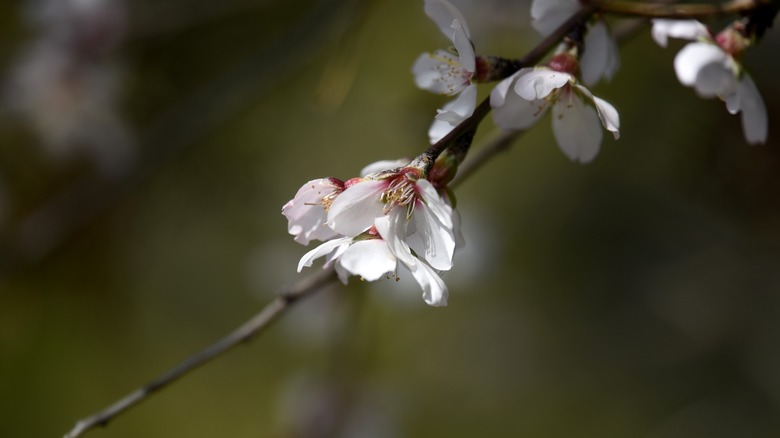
[285,0,774,308]
[283,159,458,307]
[651,19,768,144]
[413,0,622,164]
[491,0,621,164]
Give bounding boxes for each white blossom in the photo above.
[412,0,477,143]
[651,19,767,144]
[531,0,619,86]
[491,66,620,163]
[284,161,458,306]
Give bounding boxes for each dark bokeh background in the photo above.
[1,0,779,437]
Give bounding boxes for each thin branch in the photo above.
[450,130,523,190]
[62,0,770,435]
[64,268,338,438]
[63,7,600,438]
[589,0,770,18]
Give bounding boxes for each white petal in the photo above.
[412,50,468,95]
[592,96,620,139]
[376,212,450,306]
[338,239,397,281]
[282,179,342,245]
[738,74,768,144]
[360,159,410,177]
[452,20,475,73]
[327,180,385,237]
[673,42,733,91]
[492,78,548,131]
[428,84,477,143]
[580,20,620,86]
[489,73,516,108]
[408,260,449,307]
[531,0,579,36]
[723,88,742,114]
[551,90,603,163]
[428,117,457,145]
[416,179,453,228]
[576,84,620,139]
[410,180,456,270]
[334,263,350,284]
[434,83,477,123]
[297,237,352,272]
[651,19,710,47]
[424,0,470,39]
[514,68,572,101]
[411,201,456,270]
[375,214,417,266]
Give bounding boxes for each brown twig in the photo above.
[63,0,772,435]
[61,9,598,436]
[64,268,338,438]
[589,0,770,18]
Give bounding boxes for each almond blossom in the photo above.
[412,0,477,144]
[491,53,620,163]
[652,19,768,144]
[530,0,619,86]
[283,160,458,306]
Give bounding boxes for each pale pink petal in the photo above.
[531,0,579,36]
[338,239,397,281]
[651,19,710,47]
[282,178,342,245]
[551,91,603,163]
[327,180,385,237]
[424,0,470,39]
[514,68,572,101]
[738,74,768,145]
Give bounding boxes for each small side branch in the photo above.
[64,268,338,438]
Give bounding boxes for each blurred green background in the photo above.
[1,0,780,437]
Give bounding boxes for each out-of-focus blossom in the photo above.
[491,53,620,163]
[412,0,477,143]
[4,0,134,174]
[652,19,768,144]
